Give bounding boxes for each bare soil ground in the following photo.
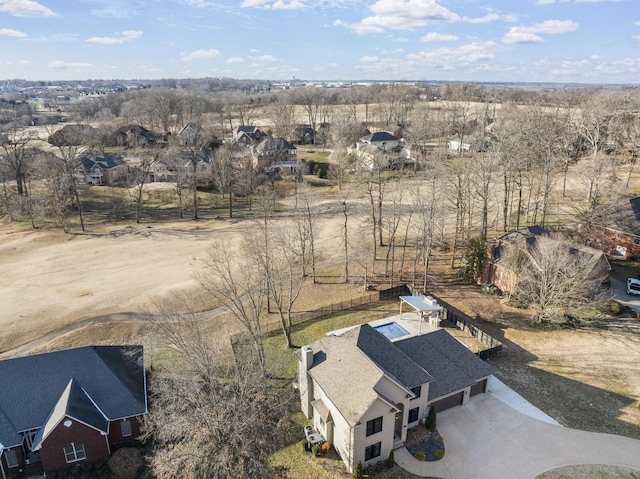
[0,188,366,356]
[2,152,640,478]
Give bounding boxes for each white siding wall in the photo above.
[352,400,395,469]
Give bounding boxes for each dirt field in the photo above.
[0,189,363,356]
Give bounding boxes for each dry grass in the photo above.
[536,464,640,479]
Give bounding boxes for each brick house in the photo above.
[75,152,128,185]
[234,126,266,147]
[481,226,611,295]
[252,137,298,174]
[575,196,640,258]
[0,346,147,478]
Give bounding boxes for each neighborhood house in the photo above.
[481,226,611,295]
[297,313,494,472]
[0,345,147,478]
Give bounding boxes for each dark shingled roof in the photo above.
[396,330,494,400]
[32,378,109,449]
[0,346,146,448]
[79,152,126,171]
[255,137,296,154]
[362,131,398,143]
[356,324,433,390]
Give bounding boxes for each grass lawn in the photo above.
[264,301,399,381]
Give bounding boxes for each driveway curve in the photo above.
[395,390,640,479]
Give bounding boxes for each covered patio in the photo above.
[399,295,444,334]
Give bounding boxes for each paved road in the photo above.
[610,277,640,312]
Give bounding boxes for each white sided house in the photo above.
[297,321,494,472]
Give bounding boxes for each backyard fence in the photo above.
[407,286,503,359]
[230,283,502,361]
[229,286,400,346]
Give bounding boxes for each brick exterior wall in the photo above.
[107,416,143,447]
[39,417,110,473]
[590,224,640,257]
[1,446,24,479]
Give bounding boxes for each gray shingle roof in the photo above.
[0,346,146,448]
[356,324,432,389]
[395,330,494,400]
[80,152,126,171]
[362,131,398,142]
[304,324,494,425]
[255,137,296,154]
[32,378,109,449]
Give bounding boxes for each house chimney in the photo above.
[302,345,313,370]
[299,345,314,418]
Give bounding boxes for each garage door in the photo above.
[430,391,464,412]
[470,379,487,397]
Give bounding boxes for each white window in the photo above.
[121,419,132,437]
[5,449,18,468]
[63,443,86,463]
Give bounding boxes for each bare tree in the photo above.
[0,127,36,196]
[127,151,157,224]
[292,88,323,138]
[46,124,99,231]
[292,185,320,283]
[516,236,610,323]
[143,298,290,479]
[212,144,240,218]
[266,93,297,139]
[200,240,268,376]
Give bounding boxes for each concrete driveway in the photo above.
[395,388,640,478]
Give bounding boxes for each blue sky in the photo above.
[0,0,639,83]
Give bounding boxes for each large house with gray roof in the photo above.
[0,346,147,477]
[297,324,493,472]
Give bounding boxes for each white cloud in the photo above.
[465,13,500,23]
[85,0,140,18]
[377,47,404,54]
[360,56,379,63]
[420,32,458,42]
[18,59,30,64]
[634,20,640,26]
[249,54,278,62]
[0,27,27,37]
[350,0,460,34]
[181,48,221,61]
[85,30,143,45]
[226,57,244,63]
[240,0,305,9]
[536,0,569,4]
[0,0,55,16]
[633,34,640,41]
[503,19,578,44]
[407,41,497,69]
[49,61,92,69]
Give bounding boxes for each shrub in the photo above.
[321,441,330,454]
[353,461,363,479]
[425,406,437,432]
[70,466,80,476]
[45,472,57,479]
[607,300,623,315]
[435,449,444,460]
[415,451,426,461]
[311,444,321,457]
[387,450,394,468]
[108,447,144,479]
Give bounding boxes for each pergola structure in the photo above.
[399,295,444,333]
